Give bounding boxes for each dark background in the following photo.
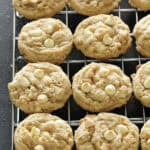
[0,0,12,149]
[0,0,150,150]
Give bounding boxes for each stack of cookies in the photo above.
[8,0,150,149]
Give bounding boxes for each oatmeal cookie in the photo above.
[129,0,150,10]
[68,0,121,16]
[141,119,150,150]
[72,62,132,112]
[133,15,150,57]
[8,62,71,114]
[132,61,150,107]
[18,18,73,64]
[74,14,131,60]
[13,0,66,20]
[75,113,139,150]
[14,113,73,150]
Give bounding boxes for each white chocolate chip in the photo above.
[45,25,53,34]
[29,28,43,37]
[105,84,116,96]
[144,78,150,89]
[31,127,40,136]
[93,75,99,82]
[146,26,150,34]
[84,118,94,128]
[119,30,128,37]
[55,120,65,125]
[104,18,115,26]
[118,86,129,98]
[44,39,54,48]
[42,131,50,137]
[103,34,113,46]
[104,130,116,141]
[55,120,66,128]
[34,145,45,150]
[37,94,48,103]
[43,76,52,84]
[34,69,44,79]
[84,30,93,38]
[81,82,91,93]
[21,32,28,39]
[19,77,30,88]
[99,68,110,77]
[115,124,128,135]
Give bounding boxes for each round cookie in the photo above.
[13,0,66,20]
[75,113,139,150]
[8,62,71,114]
[68,0,121,16]
[129,0,150,10]
[14,113,73,150]
[72,62,132,112]
[141,119,150,150]
[18,18,73,64]
[132,61,150,107]
[74,14,131,60]
[133,15,150,57]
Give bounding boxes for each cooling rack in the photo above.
[11,1,150,149]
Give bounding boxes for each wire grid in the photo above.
[11,1,150,149]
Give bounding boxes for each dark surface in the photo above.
[0,0,150,150]
[0,0,12,149]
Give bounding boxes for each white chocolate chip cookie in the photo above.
[133,15,150,57]
[68,0,121,16]
[74,14,131,60]
[75,113,139,150]
[141,119,150,150]
[14,113,73,150]
[13,0,66,19]
[132,61,150,107]
[8,62,71,114]
[129,0,150,10]
[72,62,132,112]
[18,18,73,64]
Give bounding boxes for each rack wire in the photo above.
[11,1,150,149]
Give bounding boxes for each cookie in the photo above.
[74,14,131,60]
[129,0,150,10]
[141,119,150,150]
[13,0,66,20]
[8,62,71,114]
[75,113,139,150]
[14,113,73,150]
[72,62,132,112]
[133,15,150,57]
[68,0,121,16]
[132,61,150,107]
[18,18,73,64]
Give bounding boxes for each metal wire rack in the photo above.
[11,0,150,149]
